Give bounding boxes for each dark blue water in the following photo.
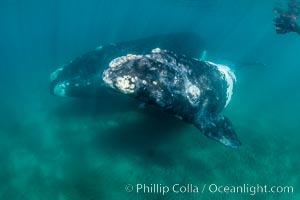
[0,0,299,199]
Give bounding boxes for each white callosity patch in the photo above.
[186,84,201,106]
[109,56,128,68]
[102,70,113,86]
[126,54,142,60]
[53,82,67,97]
[151,48,162,53]
[220,136,233,147]
[109,54,142,68]
[104,54,143,93]
[150,48,169,64]
[50,68,63,82]
[115,75,135,94]
[207,61,236,107]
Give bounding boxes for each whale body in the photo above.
[102,48,241,148]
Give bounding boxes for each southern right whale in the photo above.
[50,32,205,98]
[103,48,241,148]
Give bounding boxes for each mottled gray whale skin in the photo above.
[103,48,241,148]
[50,32,205,98]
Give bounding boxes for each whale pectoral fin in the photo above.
[194,113,241,148]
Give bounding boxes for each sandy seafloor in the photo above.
[0,0,300,199]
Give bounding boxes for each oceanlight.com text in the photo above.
[124,183,294,196]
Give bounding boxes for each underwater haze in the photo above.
[0,0,300,199]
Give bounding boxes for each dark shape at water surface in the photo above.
[103,49,241,148]
[50,32,205,98]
